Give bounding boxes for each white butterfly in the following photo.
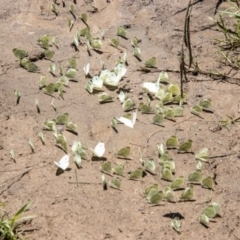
[142,76,161,94]
[117,110,137,128]
[114,63,127,79]
[157,143,165,155]
[118,91,127,103]
[104,71,121,87]
[91,141,105,158]
[83,63,90,76]
[92,76,103,90]
[54,154,70,170]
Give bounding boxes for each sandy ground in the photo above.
[0,0,240,239]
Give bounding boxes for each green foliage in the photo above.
[0,200,35,240]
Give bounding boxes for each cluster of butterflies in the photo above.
[54,141,105,170]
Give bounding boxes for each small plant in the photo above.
[0,200,35,240]
[211,1,240,70]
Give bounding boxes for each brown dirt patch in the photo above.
[0,0,240,239]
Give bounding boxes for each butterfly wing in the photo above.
[94,142,105,157]
[55,154,69,170]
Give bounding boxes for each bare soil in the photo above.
[0,0,240,239]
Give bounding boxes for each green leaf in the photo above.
[100,161,112,175]
[98,92,113,103]
[166,135,179,149]
[11,200,34,225]
[116,147,131,159]
[162,167,173,181]
[65,68,77,79]
[145,57,157,68]
[123,98,135,111]
[110,177,121,190]
[171,217,181,233]
[117,26,127,38]
[170,176,185,190]
[195,148,209,162]
[110,38,120,48]
[178,140,193,152]
[129,168,143,180]
[112,164,124,176]
[180,185,194,201]
[147,191,163,205]
[201,176,214,190]
[13,48,28,59]
[55,113,69,125]
[199,214,209,227]
[66,122,77,133]
[188,169,202,183]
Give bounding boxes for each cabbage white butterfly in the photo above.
[117,110,137,128]
[92,141,105,158]
[83,63,90,76]
[54,154,70,170]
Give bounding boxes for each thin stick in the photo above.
[75,169,79,188]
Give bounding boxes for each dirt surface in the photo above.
[1,0,240,239]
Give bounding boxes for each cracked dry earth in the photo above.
[0,0,240,239]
